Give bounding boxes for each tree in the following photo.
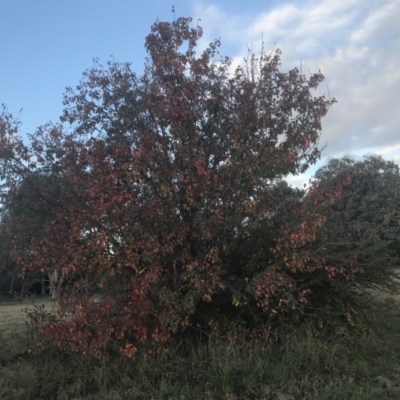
[0,220,21,295]
[0,170,73,299]
[0,16,371,357]
[312,155,400,290]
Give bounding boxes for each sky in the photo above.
[1,0,399,186]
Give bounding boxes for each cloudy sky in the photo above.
[1,0,399,185]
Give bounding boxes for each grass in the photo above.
[1,294,400,399]
[0,294,57,360]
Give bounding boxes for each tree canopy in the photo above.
[1,16,396,357]
[313,155,400,285]
[0,170,73,298]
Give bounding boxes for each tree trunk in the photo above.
[51,286,60,300]
[48,269,64,300]
[8,273,14,294]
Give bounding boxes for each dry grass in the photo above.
[0,294,57,358]
[2,298,400,399]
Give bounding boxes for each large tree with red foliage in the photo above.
[1,16,374,357]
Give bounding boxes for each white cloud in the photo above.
[193,0,400,182]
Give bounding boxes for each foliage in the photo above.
[313,155,400,289]
[0,171,71,298]
[266,155,400,331]
[0,15,379,357]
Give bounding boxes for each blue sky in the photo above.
[1,0,399,185]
